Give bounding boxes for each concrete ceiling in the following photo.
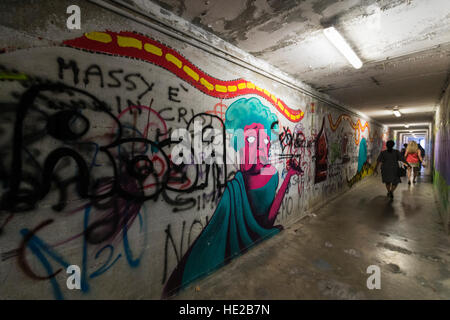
[150,0,450,126]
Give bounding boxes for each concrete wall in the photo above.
[0,0,388,299]
[433,82,450,234]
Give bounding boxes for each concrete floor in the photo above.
[172,175,450,300]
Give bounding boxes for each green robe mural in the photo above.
[162,97,302,297]
[162,171,281,297]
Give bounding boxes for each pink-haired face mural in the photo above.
[162,97,302,297]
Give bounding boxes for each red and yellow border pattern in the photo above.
[63,31,304,122]
[328,114,370,145]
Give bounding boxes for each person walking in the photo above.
[418,143,426,175]
[404,141,423,184]
[374,140,409,199]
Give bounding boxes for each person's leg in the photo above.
[409,166,415,184]
[388,183,397,199]
[387,184,397,198]
[386,183,393,198]
[407,167,412,185]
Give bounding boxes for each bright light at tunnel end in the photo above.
[323,27,363,69]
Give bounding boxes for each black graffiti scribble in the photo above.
[0,81,228,246]
[1,82,121,214]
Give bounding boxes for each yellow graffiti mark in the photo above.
[215,84,227,93]
[271,95,277,103]
[328,114,348,131]
[144,43,163,56]
[200,78,214,91]
[246,82,255,89]
[183,65,199,81]
[227,85,237,92]
[278,101,285,111]
[117,35,142,49]
[0,72,27,80]
[263,89,270,96]
[165,53,182,68]
[85,32,112,43]
[347,162,376,187]
[238,83,247,90]
[284,109,291,117]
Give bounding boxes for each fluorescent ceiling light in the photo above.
[387,122,431,127]
[323,27,363,69]
[393,110,402,117]
[392,107,402,117]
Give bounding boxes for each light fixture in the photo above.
[393,106,401,117]
[323,27,363,69]
[409,130,413,133]
[404,124,409,128]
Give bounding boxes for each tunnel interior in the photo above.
[0,0,449,300]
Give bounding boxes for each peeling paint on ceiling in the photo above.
[149,0,450,125]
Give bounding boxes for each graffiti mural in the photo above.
[347,162,376,188]
[63,31,305,123]
[328,114,371,146]
[314,117,328,184]
[434,83,450,233]
[0,24,386,300]
[357,137,368,173]
[326,112,386,188]
[162,98,303,297]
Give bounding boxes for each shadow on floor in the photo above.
[363,195,399,227]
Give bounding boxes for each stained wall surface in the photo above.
[0,0,388,299]
[434,82,450,234]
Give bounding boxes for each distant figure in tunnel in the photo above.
[401,143,408,157]
[404,141,423,185]
[162,97,302,298]
[417,143,426,175]
[374,140,409,199]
